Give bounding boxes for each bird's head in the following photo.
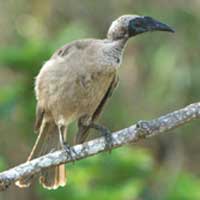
[107,15,175,40]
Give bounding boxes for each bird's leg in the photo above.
[89,122,113,153]
[58,125,77,161]
[74,117,91,145]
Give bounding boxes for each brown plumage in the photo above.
[15,15,174,189]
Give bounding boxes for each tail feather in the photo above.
[40,164,66,189]
[15,121,67,189]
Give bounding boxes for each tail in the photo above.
[15,121,67,189]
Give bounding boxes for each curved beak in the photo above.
[143,16,175,33]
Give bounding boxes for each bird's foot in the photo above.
[90,123,113,153]
[102,129,113,154]
[62,142,77,163]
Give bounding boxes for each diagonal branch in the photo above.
[0,102,200,191]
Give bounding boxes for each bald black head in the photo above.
[107,15,174,40]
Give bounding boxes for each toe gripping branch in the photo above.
[89,123,113,153]
[58,125,77,162]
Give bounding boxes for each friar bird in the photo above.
[15,15,174,189]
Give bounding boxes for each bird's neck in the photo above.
[109,38,128,52]
[102,38,128,67]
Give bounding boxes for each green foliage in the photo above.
[0,157,7,171]
[169,173,200,200]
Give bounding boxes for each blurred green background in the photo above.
[0,0,200,200]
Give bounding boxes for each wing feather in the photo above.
[74,74,119,144]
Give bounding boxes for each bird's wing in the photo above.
[92,74,119,120]
[34,39,95,133]
[34,104,44,133]
[74,73,119,144]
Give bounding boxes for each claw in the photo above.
[62,143,77,163]
[89,123,113,153]
[103,130,113,153]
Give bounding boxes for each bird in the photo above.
[15,14,174,190]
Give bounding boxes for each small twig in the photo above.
[0,102,200,191]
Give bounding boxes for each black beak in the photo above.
[143,16,175,33]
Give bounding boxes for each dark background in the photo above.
[0,0,200,199]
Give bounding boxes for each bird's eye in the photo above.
[135,20,142,27]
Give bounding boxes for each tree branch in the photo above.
[0,102,200,191]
